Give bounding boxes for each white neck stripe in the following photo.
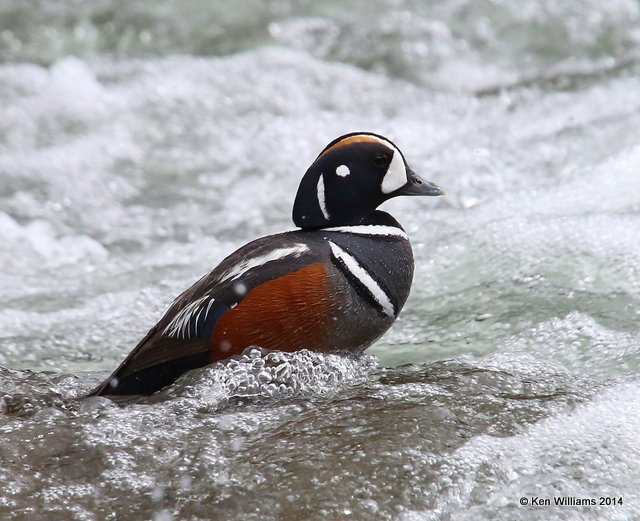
[323,225,408,240]
[328,241,395,317]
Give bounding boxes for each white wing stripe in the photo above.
[164,243,311,339]
[205,297,216,321]
[193,305,206,336]
[218,243,310,284]
[163,295,211,339]
[328,241,395,317]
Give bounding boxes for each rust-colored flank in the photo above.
[211,263,333,361]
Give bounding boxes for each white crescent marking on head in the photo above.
[317,175,330,220]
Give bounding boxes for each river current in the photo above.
[1,1,639,519]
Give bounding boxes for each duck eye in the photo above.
[373,154,390,168]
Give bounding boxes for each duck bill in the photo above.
[393,168,445,197]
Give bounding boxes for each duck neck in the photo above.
[315,210,404,230]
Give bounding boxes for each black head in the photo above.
[292,132,444,229]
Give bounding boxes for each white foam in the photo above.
[430,381,640,517]
[0,212,108,274]
[159,347,379,404]
[1,16,639,518]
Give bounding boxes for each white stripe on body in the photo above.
[164,244,309,339]
[328,240,395,317]
[217,243,310,284]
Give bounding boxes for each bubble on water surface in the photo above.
[154,347,379,409]
[423,381,640,520]
[1,1,640,518]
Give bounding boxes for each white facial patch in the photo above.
[323,224,408,240]
[348,135,408,194]
[218,244,310,284]
[322,134,410,194]
[328,241,395,317]
[336,164,350,177]
[317,175,330,220]
[381,148,407,194]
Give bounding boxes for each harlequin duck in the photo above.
[91,132,443,397]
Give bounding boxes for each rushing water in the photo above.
[1,1,640,520]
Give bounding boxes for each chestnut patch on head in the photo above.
[318,135,389,159]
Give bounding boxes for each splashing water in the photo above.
[1,0,640,519]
